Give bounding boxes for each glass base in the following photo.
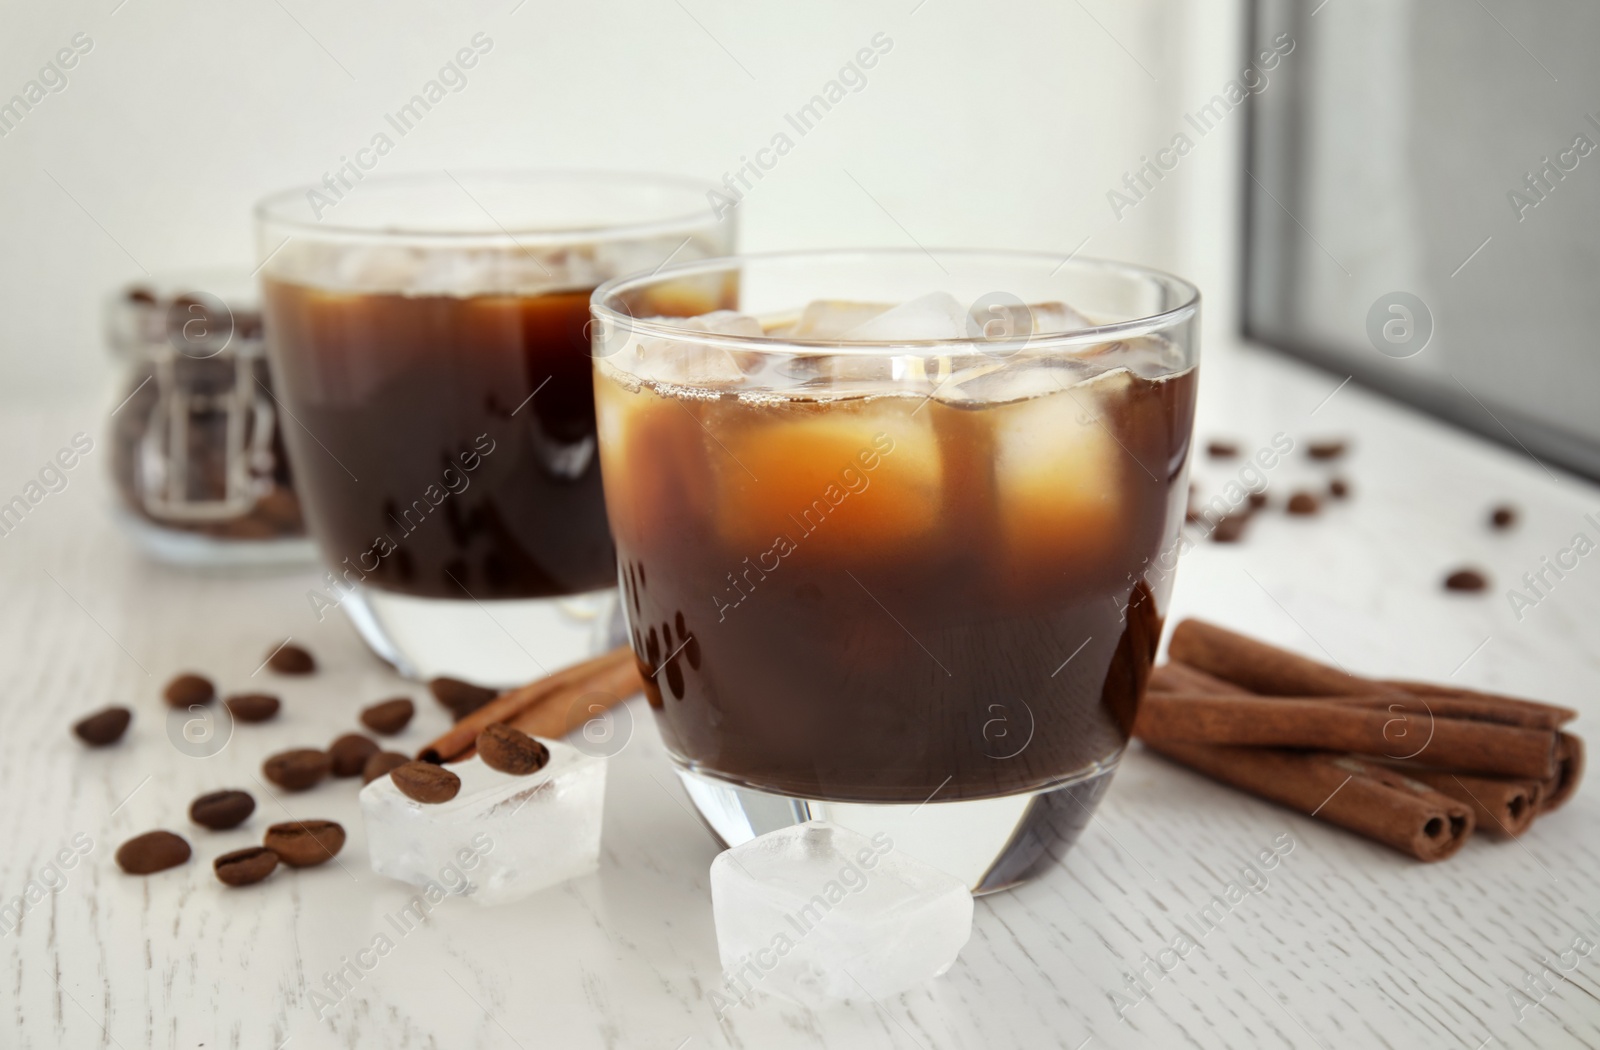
[342,585,623,686]
[114,508,317,570]
[672,760,1119,895]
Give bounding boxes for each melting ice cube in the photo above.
[359,740,605,906]
[708,821,973,1010]
[842,292,970,342]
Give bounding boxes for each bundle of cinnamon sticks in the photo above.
[418,646,644,764]
[1135,620,1584,862]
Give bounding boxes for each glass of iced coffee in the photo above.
[591,250,1199,891]
[256,172,732,683]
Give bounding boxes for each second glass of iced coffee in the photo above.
[592,250,1199,891]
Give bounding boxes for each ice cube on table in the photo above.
[842,292,970,341]
[359,740,605,906]
[709,822,973,1010]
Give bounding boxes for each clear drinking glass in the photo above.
[256,172,733,684]
[591,249,1199,892]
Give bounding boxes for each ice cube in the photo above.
[708,821,973,1011]
[359,740,605,906]
[933,357,1102,406]
[992,369,1129,580]
[774,300,894,339]
[710,397,942,561]
[675,310,765,338]
[843,292,969,341]
[1024,300,1096,335]
[628,311,765,388]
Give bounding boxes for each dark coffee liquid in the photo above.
[599,366,1196,803]
[262,281,614,599]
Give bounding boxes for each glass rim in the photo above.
[590,247,1201,352]
[252,169,726,245]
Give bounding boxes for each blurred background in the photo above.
[1,0,1594,471]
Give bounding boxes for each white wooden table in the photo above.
[4,340,1599,1050]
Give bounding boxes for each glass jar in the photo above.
[105,271,314,567]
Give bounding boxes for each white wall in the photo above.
[0,0,1242,400]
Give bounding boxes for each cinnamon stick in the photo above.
[1136,693,1558,780]
[1168,619,1577,729]
[419,646,641,763]
[1384,769,1541,837]
[502,655,641,745]
[1141,741,1474,862]
[1541,732,1585,813]
[1149,661,1248,696]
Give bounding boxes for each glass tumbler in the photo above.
[257,171,733,684]
[591,249,1199,891]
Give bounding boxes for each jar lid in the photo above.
[106,269,263,360]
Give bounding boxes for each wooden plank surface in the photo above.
[3,341,1599,1049]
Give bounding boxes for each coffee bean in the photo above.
[477,723,550,776]
[214,846,278,886]
[360,697,415,736]
[328,733,380,778]
[266,642,316,675]
[1329,477,1350,499]
[163,673,215,708]
[1307,440,1347,460]
[73,706,131,746]
[116,830,191,874]
[1211,514,1249,543]
[1444,568,1489,592]
[263,748,331,792]
[362,750,411,784]
[429,677,498,718]
[1490,504,1518,530]
[264,819,346,868]
[224,693,280,723]
[1206,440,1239,459]
[391,761,461,804]
[190,789,256,830]
[1247,491,1269,510]
[1287,491,1320,516]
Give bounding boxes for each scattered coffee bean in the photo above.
[429,677,497,718]
[1287,491,1320,516]
[362,750,411,784]
[266,642,316,675]
[1206,440,1239,459]
[1247,491,1269,510]
[391,761,462,804]
[1211,514,1249,544]
[73,706,131,747]
[1444,568,1489,592]
[1490,504,1518,530]
[263,748,331,792]
[190,789,256,830]
[477,723,550,775]
[1329,477,1350,499]
[360,697,415,736]
[328,733,380,778]
[224,692,280,723]
[1307,440,1347,460]
[214,846,278,887]
[163,673,215,708]
[116,830,191,875]
[264,819,346,868]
